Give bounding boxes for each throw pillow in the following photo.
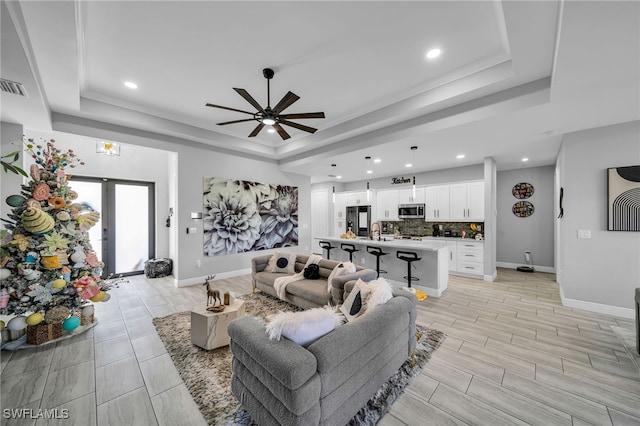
[266,305,344,345]
[340,279,370,322]
[326,261,357,293]
[362,278,394,315]
[266,252,296,274]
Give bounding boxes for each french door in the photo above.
[71,177,155,276]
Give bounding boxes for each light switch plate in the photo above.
[187,227,197,234]
[577,230,591,239]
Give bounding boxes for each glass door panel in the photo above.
[68,180,103,260]
[115,184,149,274]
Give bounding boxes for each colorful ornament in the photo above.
[24,251,39,264]
[90,291,106,302]
[62,316,80,331]
[41,254,61,269]
[30,164,41,181]
[26,312,44,326]
[53,278,67,289]
[10,234,30,251]
[5,194,27,207]
[7,316,27,331]
[45,306,70,324]
[25,199,41,209]
[56,211,71,221]
[38,231,70,252]
[0,289,9,308]
[0,268,10,280]
[48,197,66,209]
[66,189,78,200]
[74,276,101,300]
[22,269,42,281]
[32,182,51,201]
[70,246,86,268]
[85,252,99,268]
[77,211,100,230]
[22,208,55,234]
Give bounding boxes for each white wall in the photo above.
[1,122,25,224]
[497,165,555,269]
[50,114,311,285]
[556,120,640,315]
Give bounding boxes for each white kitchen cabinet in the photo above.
[449,182,484,221]
[398,187,425,204]
[456,241,484,275]
[347,191,369,206]
[425,185,450,220]
[446,241,457,271]
[333,193,348,235]
[376,189,399,220]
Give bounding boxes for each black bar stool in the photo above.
[367,246,389,278]
[397,250,422,288]
[318,240,335,259]
[341,243,359,262]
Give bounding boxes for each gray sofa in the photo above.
[228,289,417,426]
[251,253,378,309]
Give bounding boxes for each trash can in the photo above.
[144,258,173,278]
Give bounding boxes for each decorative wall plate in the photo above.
[513,201,534,217]
[512,182,534,199]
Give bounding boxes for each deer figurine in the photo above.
[203,275,221,306]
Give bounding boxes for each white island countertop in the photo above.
[316,236,448,251]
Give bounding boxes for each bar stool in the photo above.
[340,243,359,262]
[367,246,389,278]
[397,250,422,288]
[318,240,335,259]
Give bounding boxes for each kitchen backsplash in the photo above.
[380,219,484,237]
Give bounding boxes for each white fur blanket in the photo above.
[327,262,356,293]
[274,254,323,300]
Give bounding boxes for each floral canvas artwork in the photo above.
[203,177,298,256]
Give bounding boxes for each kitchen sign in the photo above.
[391,177,411,185]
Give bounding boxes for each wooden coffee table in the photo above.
[191,299,245,350]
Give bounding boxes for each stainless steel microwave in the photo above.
[398,203,425,219]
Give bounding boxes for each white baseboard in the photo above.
[496,261,555,274]
[559,287,635,319]
[484,270,498,282]
[174,268,251,288]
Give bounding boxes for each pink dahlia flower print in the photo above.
[203,177,298,256]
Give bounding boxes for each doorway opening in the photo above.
[71,177,155,276]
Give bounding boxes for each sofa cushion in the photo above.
[286,279,332,306]
[266,305,344,346]
[266,252,297,274]
[254,271,293,287]
[339,279,369,322]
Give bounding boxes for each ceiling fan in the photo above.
[206,68,325,140]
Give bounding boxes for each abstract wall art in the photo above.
[608,165,640,231]
[203,177,298,256]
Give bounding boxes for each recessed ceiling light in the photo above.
[426,48,441,59]
[124,81,138,89]
[456,154,465,159]
[336,175,342,179]
[267,128,275,133]
[522,157,529,162]
[366,170,373,174]
[374,158,381,163]
[405,163,412,168]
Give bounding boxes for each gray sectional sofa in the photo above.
[251,253,378,309]
[228,289,418,426]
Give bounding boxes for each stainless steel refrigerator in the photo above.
[346,205,371,237]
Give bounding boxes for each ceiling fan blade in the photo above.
[272,123,291,140]
[205,103,255,115]
[248,123,265,137]
[279,112,325,120]
[272,91,300,113]
[280,120,318,134]
[233,88,264,112]
[217,118,257,126]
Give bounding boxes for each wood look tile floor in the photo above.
[1,269,639,426]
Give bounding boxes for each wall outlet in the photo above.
[577,230,591,239]
[196,259,201,268]
[187,227,197,234]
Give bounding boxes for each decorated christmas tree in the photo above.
[0,138,115,342]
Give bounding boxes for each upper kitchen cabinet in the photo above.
[425,185,450,220]
[376,189,399,220]
[398,187,425,204]
[450,181,484,221]
[347,191,369,206]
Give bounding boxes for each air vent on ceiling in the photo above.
[1,78,27,97]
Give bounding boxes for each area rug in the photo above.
[153,292,446,425]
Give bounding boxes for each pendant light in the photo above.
[367,182,370,202]
[332,186,336,204]
[410,146,418,199]
[412,176,416,199]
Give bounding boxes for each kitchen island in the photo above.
[314,236,449,297]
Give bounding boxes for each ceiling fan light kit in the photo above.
[206,68,325,140]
